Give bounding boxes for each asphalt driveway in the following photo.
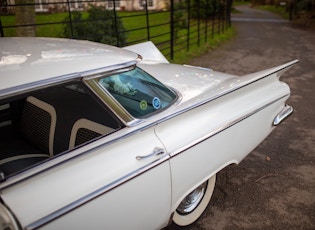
[166,5,315,230]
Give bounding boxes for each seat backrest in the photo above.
[32,83,121,154]
[69,118,114,150]
[20,96,57,156]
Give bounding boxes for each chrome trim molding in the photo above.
[81,61,137,79]
[150,60,298,127]
[0,126,150,189]
[25,154,170,230]
[25,95,288,230]
[0,73,80,100]
[1,60,297,228]
[0,71,289,188]
[0,60,138,100]
[2,60,293,187]
[170,95,289,158]
[273,104,293,126]
[0,64,291,188]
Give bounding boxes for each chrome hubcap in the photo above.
[176,181,208,215]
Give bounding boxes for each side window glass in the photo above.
[98,67,177,118]
[0,82,122,180]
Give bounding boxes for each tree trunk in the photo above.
[15,0,36,36]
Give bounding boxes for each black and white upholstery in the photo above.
[69,118,114,149]
[0,83,121,178]
[20,96,56,156]
[32,85,121,154]
[0,96,56,177]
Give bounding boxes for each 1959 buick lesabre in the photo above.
[0,37,297,230]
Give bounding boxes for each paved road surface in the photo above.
[165,5,315,230]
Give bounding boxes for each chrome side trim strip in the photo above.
[170,95,289,158]
[273,104,293,126]
[26,95,288,230]
[26,154,170,230]
[149,60,298,128]
[0,61,295,188]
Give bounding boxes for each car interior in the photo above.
[0,82,123,180]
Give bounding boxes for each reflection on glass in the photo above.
[98,67,177,118]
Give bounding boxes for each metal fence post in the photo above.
[113,0,120,47]
[212,0,216,39]
[197,0,200,46]
[218,3,221,34]
[221,1,225,33]
[66,0,74,38]
[144,0,150,41]
[227,0,232,27]
[187,0,190,52]
[0,18,4,37]
[205,13,208,42]
[289,0,294,21]
[170,0,174,60]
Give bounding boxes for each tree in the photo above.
[15,0,36,36]
[191,0,221,19]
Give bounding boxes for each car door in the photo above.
[0,126,172,230]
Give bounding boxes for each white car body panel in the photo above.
[40,163,171,230]
[155,73,290,207]
[0,38,297,230]
[0,37,138,93]
[1,127,171,229]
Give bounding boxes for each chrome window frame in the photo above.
[83,65,179,127]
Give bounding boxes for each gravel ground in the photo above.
[165,5,315,230]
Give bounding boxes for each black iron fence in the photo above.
[0,0,232,60]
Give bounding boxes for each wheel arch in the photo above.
[171,160,238,211]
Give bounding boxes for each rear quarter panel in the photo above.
[155,74,290,211]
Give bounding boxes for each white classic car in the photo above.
[0,37,297,230]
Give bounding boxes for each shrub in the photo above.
[190,0,220,19]
[61,5,127,46]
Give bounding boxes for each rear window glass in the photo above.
[98,67,177,118]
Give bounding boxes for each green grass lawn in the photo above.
[1,11,171,41]
[0,10,234,63]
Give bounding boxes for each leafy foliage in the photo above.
[190,0,221,18]
[295,0,315,12]
[61,5,127,46]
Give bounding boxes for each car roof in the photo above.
[0,37,139,96]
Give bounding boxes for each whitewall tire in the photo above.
[173,174,216,226]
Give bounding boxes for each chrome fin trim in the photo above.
[170,95,289,158]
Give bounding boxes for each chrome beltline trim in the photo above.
[169,94,289,158]
[25,94,288,230]
[0,127,153,189]
[25,154,170,230]
[0,73,80,100]
[0,60,138,100]
[1,62,294,227]
[0,61,292,187]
